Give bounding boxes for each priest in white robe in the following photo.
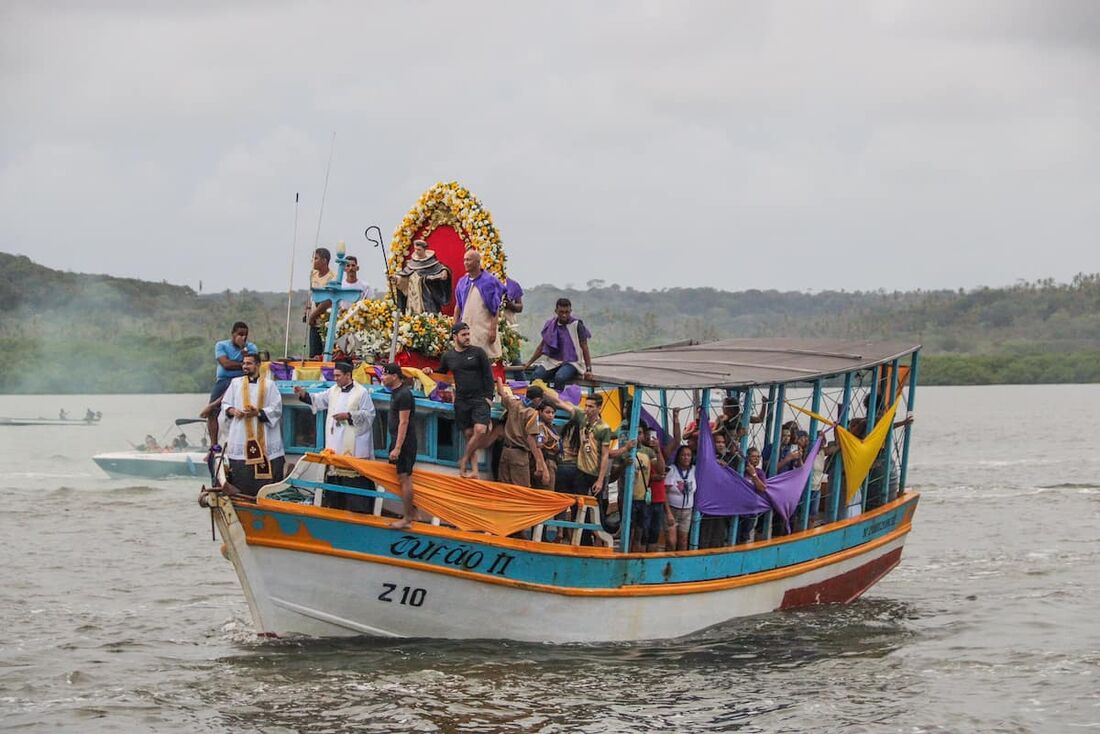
[293,361,377,511]
[219,353,285,496]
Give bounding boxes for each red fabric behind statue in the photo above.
[419,225,467,317]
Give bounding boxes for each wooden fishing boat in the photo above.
[199,182,921,641]
[201,336,921,642]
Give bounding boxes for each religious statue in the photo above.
[391,239,452,315]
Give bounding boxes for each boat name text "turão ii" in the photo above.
[389,535,517,577]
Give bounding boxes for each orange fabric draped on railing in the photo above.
[303,452,578,536]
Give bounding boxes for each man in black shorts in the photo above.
[429,322,494,478]
[382,363,417,528]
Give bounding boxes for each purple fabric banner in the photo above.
[640,406,670,447]
[455,272,505,318]
[695,411,824,532]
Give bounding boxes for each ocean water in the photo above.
[0,386,1097,732]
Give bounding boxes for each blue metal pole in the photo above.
[727,387,754,545]
[799,379,823,531]
[829,372,853,522]
[619,387,643,553]
[861,368,879,512]
[899,350,920,493]
[688,387,709,550]
[880,359,900,507]
[764,384,785,539]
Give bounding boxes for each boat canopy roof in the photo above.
[588,338,920,389]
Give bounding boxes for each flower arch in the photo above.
[388,181,507,283]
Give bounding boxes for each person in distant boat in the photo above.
[381,363,417,528]
[84,408,96,422]
[306,247,336,359]
[494,380,549,488]
[391,240,451,315]
[523,297,593,390]
[201,321,258,450]
[294,361,376,511]
[426,322,495,478]
[219,353,284,496]
[144,434,159,451]
[59,409,67,421]
[172,433,189,450]
[454,249,505,360]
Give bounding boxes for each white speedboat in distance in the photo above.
[94,449,209,480]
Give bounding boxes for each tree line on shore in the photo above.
[2,252,1098,393]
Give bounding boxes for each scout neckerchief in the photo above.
[577,417,606,476]
[242,376,272,480]
[328,382,366,455]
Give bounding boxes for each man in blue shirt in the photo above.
[202,321,257,447]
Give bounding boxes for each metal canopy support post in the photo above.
[619,387,644,553]
[688,387,709,550]
[879,359,900,507]
[799,378,823,531]
[829,372,853,522]
[899,350,920,493]
[860,368,879,512]
[764,384,786,540]
[727,386,754,546]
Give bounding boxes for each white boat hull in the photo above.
[94,450,208,479]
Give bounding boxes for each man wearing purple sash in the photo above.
[502,278,524,325]
[454,249,505,361]
[523,297,593,390]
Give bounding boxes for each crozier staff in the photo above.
[218,353,285,496]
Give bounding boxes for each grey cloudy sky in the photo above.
[2,1,1098,295]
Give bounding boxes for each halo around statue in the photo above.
[388,180,507,284]
[336,181,522,363]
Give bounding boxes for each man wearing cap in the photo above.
[293,361,376,511]
[493,380,548,488]
[381,363,417,528]
[428,321,495,478]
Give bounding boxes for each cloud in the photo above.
[1,0,1098,295]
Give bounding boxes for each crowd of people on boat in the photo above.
[201,243,907,550]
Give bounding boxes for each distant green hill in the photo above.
[1,251,1098,393]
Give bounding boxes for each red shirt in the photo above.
[649,477,667,504]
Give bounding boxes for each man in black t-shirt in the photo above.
[429,321,494,478]
[382,363,417,528]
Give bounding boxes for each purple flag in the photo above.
[695,410,824,533]
[640,406,670,447]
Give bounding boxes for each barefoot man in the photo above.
[381,363,417,528]
[426,321,495,478]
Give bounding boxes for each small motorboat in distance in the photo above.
[0,409,102,427]
[94,419,209,480]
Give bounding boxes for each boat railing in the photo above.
[269,476,612,547]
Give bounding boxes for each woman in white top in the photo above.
[665,445,697,551]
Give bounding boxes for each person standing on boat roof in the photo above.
[453,249,505,361]
[218,353,284,496]
[306,247,336,359]
[425,321,495,478]
[523,298,594,390]
[201,321,257,449]
[501,277,524,324]
[293,361,376,510]
[381,363,417,529]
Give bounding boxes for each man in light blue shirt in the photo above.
[203,321,257,447]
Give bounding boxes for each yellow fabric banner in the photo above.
[836,398,902,502]
[295,366,322,381]
[786,397,903,502]
[303,452,578,537]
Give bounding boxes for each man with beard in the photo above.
[219,353,284,496]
